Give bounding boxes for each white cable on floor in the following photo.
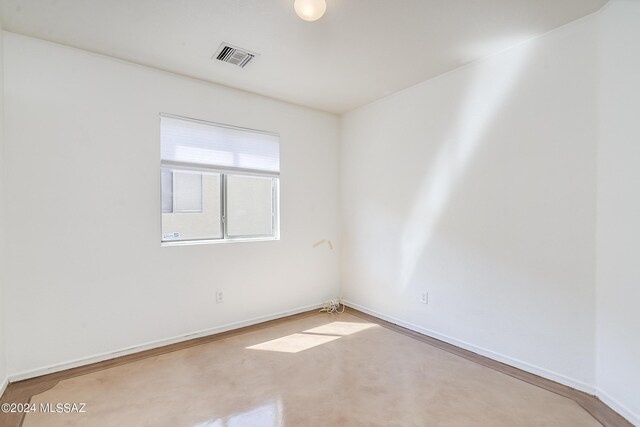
[320,298,345,314]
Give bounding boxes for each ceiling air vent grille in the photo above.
[213,43,257,68]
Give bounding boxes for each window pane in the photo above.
[162,170,222,241]
[226,175,274,237]
[161,169,173,213]
[174,171,203,213]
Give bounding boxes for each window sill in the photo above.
[161,236,279,247]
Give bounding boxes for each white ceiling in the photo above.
[0,0,607,114]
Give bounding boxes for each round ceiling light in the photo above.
[294,0,327,22]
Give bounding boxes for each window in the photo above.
[160,114,279,244]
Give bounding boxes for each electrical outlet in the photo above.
[216,291,224,304]
[420,291,428,304]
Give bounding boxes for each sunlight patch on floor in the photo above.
[303,321,376,336]
[247,321,377,353]
[246,333,341,353]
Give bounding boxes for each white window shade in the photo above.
[161,115,280,175]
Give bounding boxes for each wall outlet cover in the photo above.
[420,291,428,304]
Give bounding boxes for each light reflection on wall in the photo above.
[400,48,529,288]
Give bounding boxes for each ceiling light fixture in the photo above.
[294,0,327,22]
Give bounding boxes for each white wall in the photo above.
[0,18,7,396]
[340,15,599,391]
[2,32,340,377]
[596,1,640,424]
[2,4,639,423]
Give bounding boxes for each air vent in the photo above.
[213,43,257,68]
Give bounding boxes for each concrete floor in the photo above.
[22,312,599,426]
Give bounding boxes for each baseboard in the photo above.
[0,375,8,400]
[8,302,324,383]
[597,388,640,427]
[342,300,596,395]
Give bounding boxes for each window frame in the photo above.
[161,166,280,246]
[160,114,281,246]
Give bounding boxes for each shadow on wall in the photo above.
[396,33,598,319]
[400,47,529,288]
[342,22,598,379]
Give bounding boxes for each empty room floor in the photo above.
[14,311,600,427]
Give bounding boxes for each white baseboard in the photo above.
[8,302,323,383]
[596,388,640,426]
[0,376,8,399]
[342,300,596,395]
